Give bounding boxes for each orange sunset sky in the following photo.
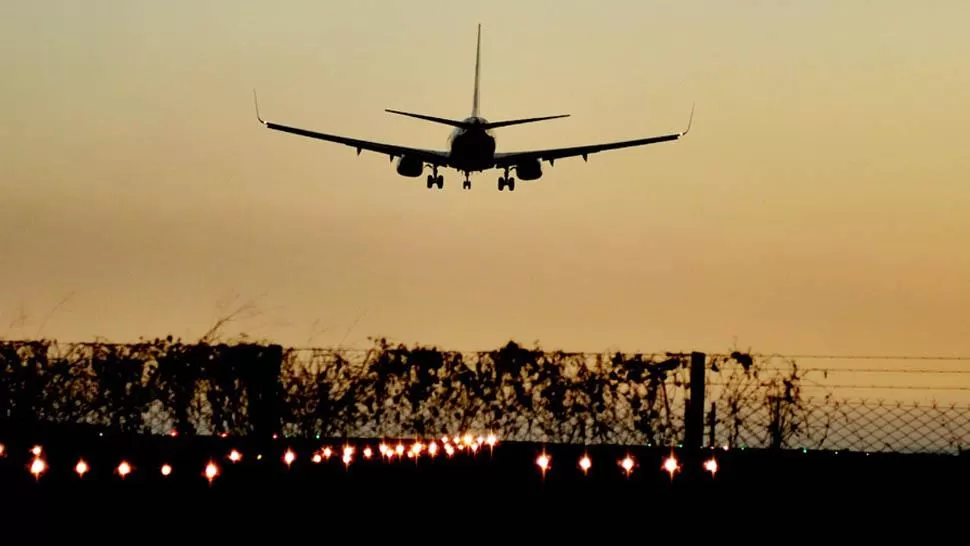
[2,0,969,358]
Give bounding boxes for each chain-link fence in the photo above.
[2,338,968,454]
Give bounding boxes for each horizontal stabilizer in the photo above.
[480,114,570,129]
[386,108,570,131]
[385,109,469,128]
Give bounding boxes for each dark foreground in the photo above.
[1,429,966,541]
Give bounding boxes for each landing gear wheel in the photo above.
[462,180,471,190]
[507,177,515,191]
[426,174,435,189]
[436,175,444,189]
[498,177,505,191]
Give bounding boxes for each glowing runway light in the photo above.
[663,455,679,479]
[31,445,43,457]
[579,454,592,475]
[117,461,131,479]
[620,455,635,477]
[30,457,47,479]
[228,449,242,463]
[704,458,718,476]
[283,449,296,468]
[161,464,173,477]
[205,461,220,484]
[536,452,550,478]
[75,459,89,478]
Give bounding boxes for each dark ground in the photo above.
[1,427,965,541]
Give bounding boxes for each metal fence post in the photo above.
[685,351,706,452]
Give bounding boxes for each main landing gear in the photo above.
[497,168,515,191]
[426,166,443,189]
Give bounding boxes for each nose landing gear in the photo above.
[462,171,472,190]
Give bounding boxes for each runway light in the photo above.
[228,449,242,463]
[205,461,219,484]
[704,458,718,476]
[161,464,172,477]
[283,449,296,468]
[117,461,131,478]
[75,459,89,477]
[31,445,42,457]
[363,447,373,459]
[322,447,333,459]
[536,452,550,478]
[620,455,635,477]
[30,457,47,479]
[428,442,439,458]
[312,453,323,464]
[663,455,679,479]
[0,443,5,457]
[579,454,592,475]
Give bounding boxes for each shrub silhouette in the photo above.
[0,336,810,448]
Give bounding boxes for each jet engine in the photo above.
[515,159,542,181]
[395,155,424,177]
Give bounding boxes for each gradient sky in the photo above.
[2,0,969,360]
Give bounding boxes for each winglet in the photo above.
[253,89,266,125]
[681,102,695,136]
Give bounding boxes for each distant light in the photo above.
[75,459,89,477]
[663,455,679,478]
[30,457,47,479]
[205,461,219,483]
[620,456,635,476]
[161,464,173,476]
[704,458,718,476]
[536,452,550,477]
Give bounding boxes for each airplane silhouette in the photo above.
[253,24,693,192]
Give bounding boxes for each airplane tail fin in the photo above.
[385,26,570,131]
[472,23,481,118]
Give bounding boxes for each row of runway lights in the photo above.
[0,435,719,483]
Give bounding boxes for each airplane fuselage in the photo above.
[447,117,496,172]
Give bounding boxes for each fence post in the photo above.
[684,351,706,452]
[707,402,717,448]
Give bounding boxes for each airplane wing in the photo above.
[492,105,693,168]
[253,91,451,166]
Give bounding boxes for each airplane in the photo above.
[253,24,693,192]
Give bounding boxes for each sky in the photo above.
[2,0,969,366]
